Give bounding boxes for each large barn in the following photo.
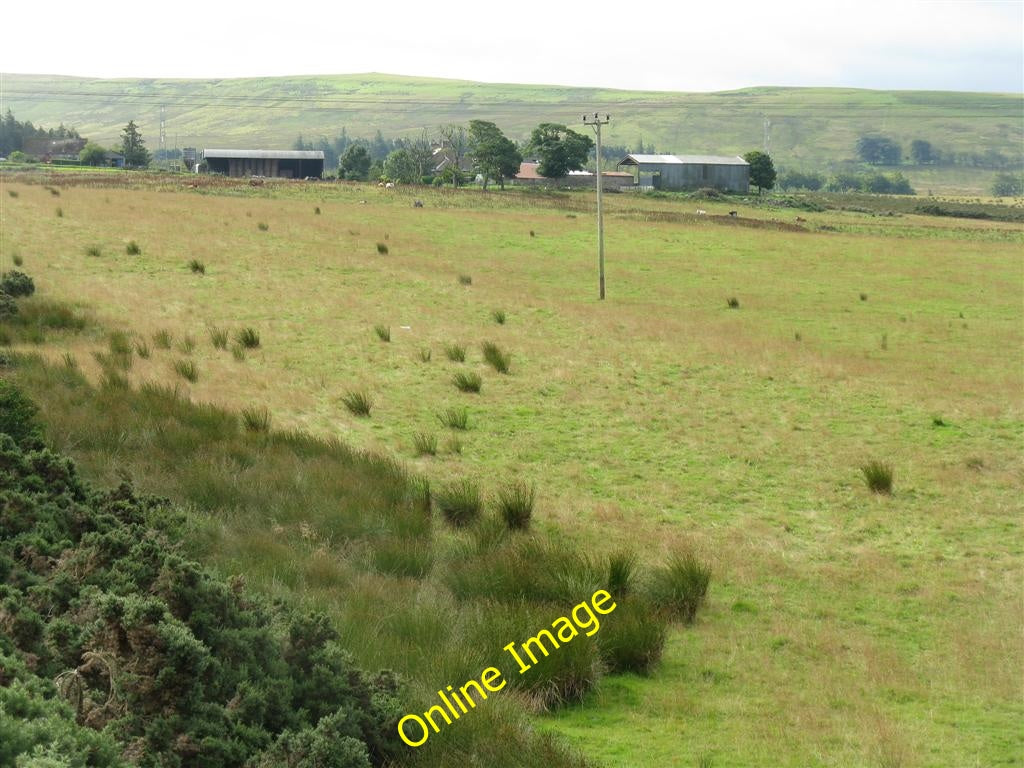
[617,154,749,193]
[201,149,324,179]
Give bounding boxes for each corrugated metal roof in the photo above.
[618,153,748,166]
[203,149,325,160]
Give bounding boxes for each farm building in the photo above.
[513,162,635,190]
[617,154,749,193]
[201,149,324,179]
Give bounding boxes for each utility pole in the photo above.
[583,113,610,300]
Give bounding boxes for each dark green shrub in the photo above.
[453,371,482,393]
[862,461,893,494]
[497,481,534,530]
[482,341,511,374]
[444,343,466,362]
[1,271,35,298]
[437,407,469,430]
[435,480,482,527]
[236,327,261,348]
[647,551,711,623]
[342,390,373,417]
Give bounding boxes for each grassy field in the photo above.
[4,72,1022,194]
[2,172,1022,766]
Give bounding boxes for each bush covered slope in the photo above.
[0,380,402,768]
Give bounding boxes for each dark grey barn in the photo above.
[617,154,749,193]
[202,149,324,179]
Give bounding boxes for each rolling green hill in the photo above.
[2,72,1021,192]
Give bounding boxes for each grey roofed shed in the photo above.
[617,153,750,193]
[201,149,325,179]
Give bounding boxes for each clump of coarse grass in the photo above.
[438,407,469,430]
[134,338,151,359]
[647,551,711,624]
[481,341,511,374]
[412,432,437,456]
[208,326,228,349]
[376,242,389,255]
[342,389,373,417]
[125,241,141,255]
[257,221,269,231]
[177,334,197,355]
[153,329,172,349]
[444,343,466,362]
[241,405,271,433]
[607,549,639,597]
[435,479,482,527]
[12,255,23,267]
[726,297,740,309]
[453,371,482,393]
[236,327,260,348]
[860,292,868,301]
[496,480,534,530]
[189,259,206,274]
[55,207,63,218]
[173,358,199,383]
[86,245,101,257]
[458,274,472,285]
[492,309,506,324]
[230,344,245,362]
[374,324,391,342]
[861,461,893,494]
[597,599,667,675]
[419,347,431,362]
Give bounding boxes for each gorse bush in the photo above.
[453,371,482,393]
[482,341,511,374]
[444,343,466,362]
[862,461,894,494]
[437,406,469,430]
[173,358,199,383]
[374,324,391,342]
[435,479,482,527]
[1,270,35,298]
[342,389,373,416]
[647,551,711,623]
[497,480,535,530]
[236,327,261,348]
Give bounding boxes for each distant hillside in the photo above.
[3,72,1021,191]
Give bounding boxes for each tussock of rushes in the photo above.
[437,406,469,430]
[374,324,391,342]
[435,480,482,527]
[452,371,482,393]
[497,481,535,530]
[376,242,389,255]
[482,341,511,374]
[153,329,172,349]
[458,274,472,285]
[241,405,271,433]
[492,309,506,324]
[862,461,894,494]
[444,343,466,362]
[189,259,206,274]
[647,551,711,624]
[173,358,199,383]
[342,389,373,417]
[209,326,229,349]
[412,432,437,456]
[125,241,141,255]
[236,327,260,348]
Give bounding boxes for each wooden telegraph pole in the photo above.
[583,113,610,300]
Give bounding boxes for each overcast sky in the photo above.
[1,0,1021,93]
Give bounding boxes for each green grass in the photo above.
[2,175,1021,768]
